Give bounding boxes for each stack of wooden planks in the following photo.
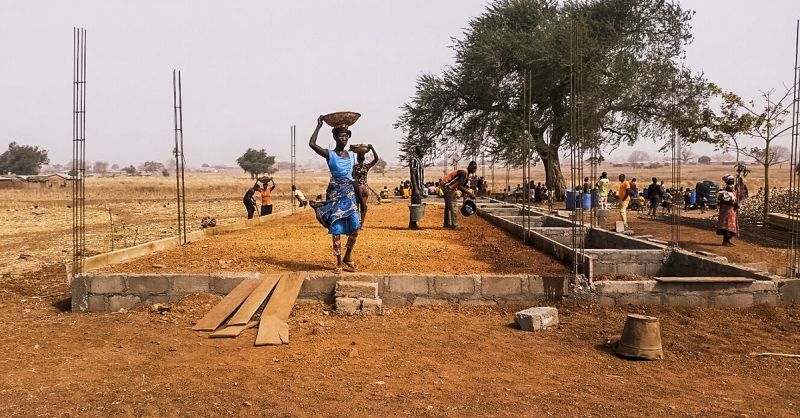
[191,272,305,346]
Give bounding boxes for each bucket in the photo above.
[581,192,591,210]
[565,189,576,210]
[409,204,425,222]
[615,314,663,360]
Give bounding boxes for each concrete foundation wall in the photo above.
[594,278,800,308]
[659,250,778,280]
[585,249,669,276]
[586,229,663,250]
[72,272,568,312]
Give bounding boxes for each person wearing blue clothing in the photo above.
[309,115,362,274]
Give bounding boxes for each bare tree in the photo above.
[627,150,650,165]
[735,87,796,220]
[93,161,109,174]
[680,146,695,164]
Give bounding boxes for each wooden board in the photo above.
[227,274,282,326]
[209,321,258,338]
[653,276,755,283]
[255,273,305,346]
[191,279,260,331]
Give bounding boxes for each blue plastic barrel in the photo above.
[581,192,591,210]
[690,190,697,206]
[591,189,599,207]
[565,189,576,210]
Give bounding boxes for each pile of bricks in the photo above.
[335,280,383,315]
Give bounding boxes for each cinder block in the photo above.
[527,276,544,295]
[615,263,647,276]
[514,307,559,331]
[87,295,106,312]
[336,297,361,315]
[754,293,779,306]
[299,275,338,297]
[596,281,640,294]
[662,294,706,307]
[433,275,475,295]
[171,275,210,293]
[70,276,89,312]
[210,276,246,295]
[335,281,378,299]
[779,279,800,304]
[615,221,625,232]
[108,295,140,312]
[90,275,125,294]
[388,275,429,295]
[360,298,383,315]
[481,276,523,296]
[128,275,169,295]
[712,293,754,308]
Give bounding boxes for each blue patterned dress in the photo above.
[311,150,362,235]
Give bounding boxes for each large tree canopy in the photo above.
[236,148,277,179]
[395,0,714,197]
[0,142,50,175]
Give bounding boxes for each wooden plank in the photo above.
[255,273,305,346]
[209,321,258,338]
[227,274,282,326]
[191,279,259,331]
[653,276,755,283]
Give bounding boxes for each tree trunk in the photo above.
[533,127,566,200]
[542,156,566,200]
[763,140,771,223]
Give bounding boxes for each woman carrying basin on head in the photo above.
[309,115,362,274]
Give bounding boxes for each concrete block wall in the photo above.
[586,229,664,250]
[585,249,670,276]
[593,278,800,308]
[71,273,261,312]
[72,272,568,312]
[659,250,778,280]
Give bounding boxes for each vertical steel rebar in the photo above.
[787,20,800,278]
[173,70,187,245]
[72,27,87,277]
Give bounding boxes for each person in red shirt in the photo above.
[439,161,477,229]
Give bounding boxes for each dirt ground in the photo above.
[3,169,799,416]
[100,202,569,276]
[1,264,799,417]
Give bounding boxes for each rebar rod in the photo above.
[788,20,800,278]
[72,27,87,276]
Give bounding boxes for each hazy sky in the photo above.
[1,0,799,168]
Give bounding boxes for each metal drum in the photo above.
[615,314,663,360]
